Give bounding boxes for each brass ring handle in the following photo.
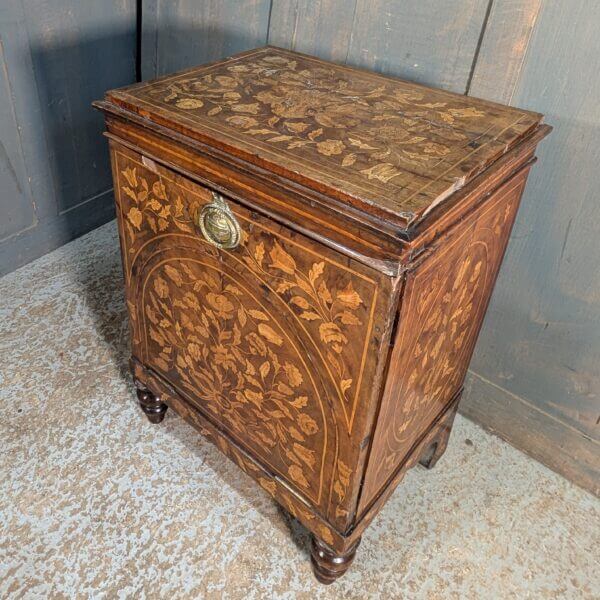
[197,192,241,249]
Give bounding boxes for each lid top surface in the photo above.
[107,47,542,228]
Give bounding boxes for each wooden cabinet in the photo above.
[95,46,550,584]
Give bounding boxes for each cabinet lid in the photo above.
[105,46,543,231]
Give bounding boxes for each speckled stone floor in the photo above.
[1,221,598,599]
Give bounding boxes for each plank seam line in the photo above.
[467,368,599,445]
[465,0,495,96]
[265,0,274,45]
[344,0,360,65]
[58,187,113,216]
[0,35,38,222]
[508,1,544,105]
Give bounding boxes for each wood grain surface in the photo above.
[141,0,271,78]
[108,47,541,228]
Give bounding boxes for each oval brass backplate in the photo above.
[197,192,241,249]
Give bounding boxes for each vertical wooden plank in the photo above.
[141,0,159,79]
[153,0,272,76]
[466,1,600,460]
[24,0,137,213]
[268,0,358,63]
[345,0,490,93]
[0,0,136,275]
[0,0,54,224]
[0,31,35,240]
[468,0,543,102]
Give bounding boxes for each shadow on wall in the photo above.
[29,30,136,216]
[143,23,270,78]
[21,24,259,373]
[0,25,136,277]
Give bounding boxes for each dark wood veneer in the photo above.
[311,536,361,584]
[134,379,168,424]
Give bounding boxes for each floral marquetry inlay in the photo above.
[115,152,377,436]
[110,47,542,221]
[142,257,327,501]
[359,178,525,511]
[113,148,381,509]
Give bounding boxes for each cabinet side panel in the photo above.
[358,168,531,514]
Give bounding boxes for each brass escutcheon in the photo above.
[197,192,241,249]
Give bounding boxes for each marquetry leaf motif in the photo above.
[254,241,265,266]
[241,235,366,406]
[142,258,325,499]
[340,379,352,393]
[258,323,284,346]
[118,165,203,244]
[319,322,347,346]
[122,166,137,187]
[248,309,269,321]
[333,458,352,503]
[361,163,403,183]
[317,524,334,546]
[127,207,142,230]
[316,139,345,156]
[288,464,309,488]
[291,296,310,309]
[127,49,540,219]
[336,282,363,310]
[342,153,357,167]
[308,261,325,285]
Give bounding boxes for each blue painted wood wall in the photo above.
[0,0,137,275]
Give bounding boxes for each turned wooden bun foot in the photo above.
[135,385,168,424]
[419,427,452,470]
[310,536,360,584]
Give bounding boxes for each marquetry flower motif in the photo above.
[316,139,345,156]
[151,53,488,187]
[241,239,364,404]
[256,88,331,119]
[119,160,368,412]
[144,259,323,494]
[120,166,197,250]
[226,115,258,128]
[176,98,204,110]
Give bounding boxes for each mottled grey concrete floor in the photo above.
[1,221,598,599]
